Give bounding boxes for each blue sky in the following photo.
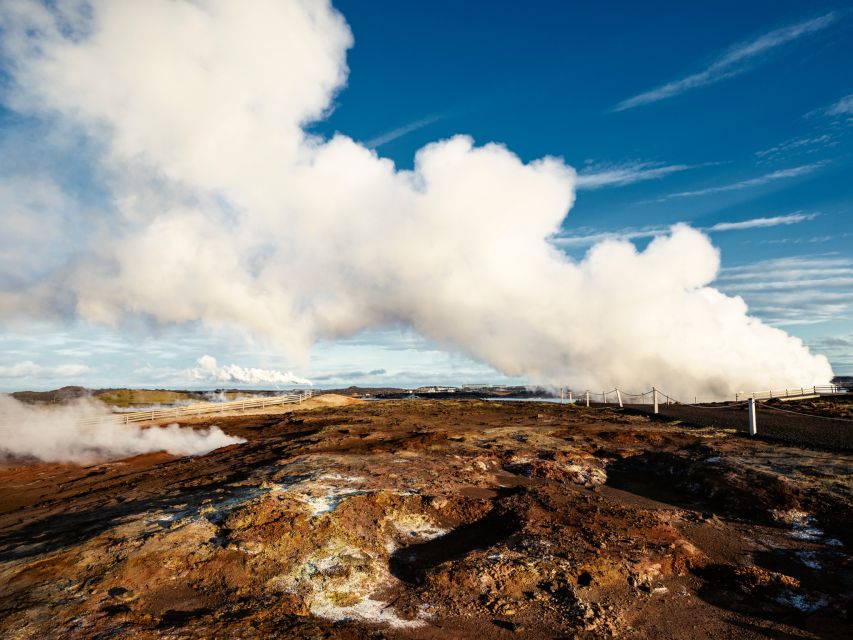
[0,0,852,390]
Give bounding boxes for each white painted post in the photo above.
[585,391,590,407]
[569,390,573,403]
[560,387,564,404]
[653,387,659,414]
[748,398,757,436]
[616,389,623,408]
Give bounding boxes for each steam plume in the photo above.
[0,0,833,399]
[189,355,311,386]
[0,394,244,464]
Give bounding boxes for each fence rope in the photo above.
[757,402,853,423]
[685,400,750,409]
[578,385,840,411]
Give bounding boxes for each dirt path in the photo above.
[1,400,850,638]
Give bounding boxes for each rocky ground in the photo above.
[0,398,851,639]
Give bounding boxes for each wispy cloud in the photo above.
[809,333,853,374]
[551,225,670,248]
[364,115,440,148]
[707,212,817,231]
[658,163,822,200]
[755,134,836,162]
[763,231,852,246]
[825,93,853,117]
[612,12,838,112]
[714,254,853,325]
[552,213,818,248]
[576,161,693,190]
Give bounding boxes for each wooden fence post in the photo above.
[652,387,658,415]
[616,389,623,408]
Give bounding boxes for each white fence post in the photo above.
[603,391,607,405]
[748,398,757,436]
[585,391,590,407]
[652,387,659,415]
[616,389,623,408]
[568,390,573,403]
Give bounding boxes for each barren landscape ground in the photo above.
[1,397,851,639]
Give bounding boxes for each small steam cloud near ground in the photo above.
[0,394,244,465]
[0,0,834,399]
[189,355,312,386]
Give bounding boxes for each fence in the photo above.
[561,385,845,407]
[566,384,851,450]
[734,385,844,401]
[81,390,314,426]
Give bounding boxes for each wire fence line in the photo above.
[565,384,852,425]
[757,401,853,423]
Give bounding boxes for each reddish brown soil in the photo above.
[0,399,851,639]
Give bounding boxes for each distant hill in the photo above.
[8,386,207,407]
[10,386,91,404]
[93,388,206,408]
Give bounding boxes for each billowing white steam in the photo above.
[0,0,833,398]
[189,355,311,386]
[0,394,244,464]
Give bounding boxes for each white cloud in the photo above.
[613,12,838,112]
[364,115,440,148]
[0,360,89,379]
[755,134,836,161]
[659,163,822,200]
[825,93,853,117]
[0,0,833,399]
[707,212,817,231]
[0,175,79,290]
[553,213,818,248]
[808,333,853,374]
[715,255,853,325]
[576,161,692,190]
[189,355,311,386]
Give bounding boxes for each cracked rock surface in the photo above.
[1,398,851,638]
